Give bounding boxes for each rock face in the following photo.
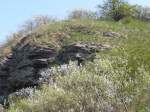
[0,36,111,104]
[0,45,57,96]
[103,32,121,38]
[57,42,111,65]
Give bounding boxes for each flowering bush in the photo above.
[8,55,150,112]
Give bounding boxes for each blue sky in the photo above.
[0,0,150,44]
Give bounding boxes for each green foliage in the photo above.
[1,18,150,112]
[98,0,135,21]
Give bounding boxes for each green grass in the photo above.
[2,19,150,112]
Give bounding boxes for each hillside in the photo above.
[0,19,150,112]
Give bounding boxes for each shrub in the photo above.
[21,15,56,34]
[98,0,135,21]
[134,5,150,22]
[8,62,115,112]
[68,9,97,20]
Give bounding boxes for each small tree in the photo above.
[22,19,35,33]
[68,9,97,20]
[98,0,134,21]
[134,5,150,22]
[21,15,56,34]
[34,15,55,27]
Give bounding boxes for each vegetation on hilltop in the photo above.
[4,19,149,112]
[0,0,150,112]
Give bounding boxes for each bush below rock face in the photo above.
[8,61,116,112]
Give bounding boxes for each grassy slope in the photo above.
[3,19,150,112]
